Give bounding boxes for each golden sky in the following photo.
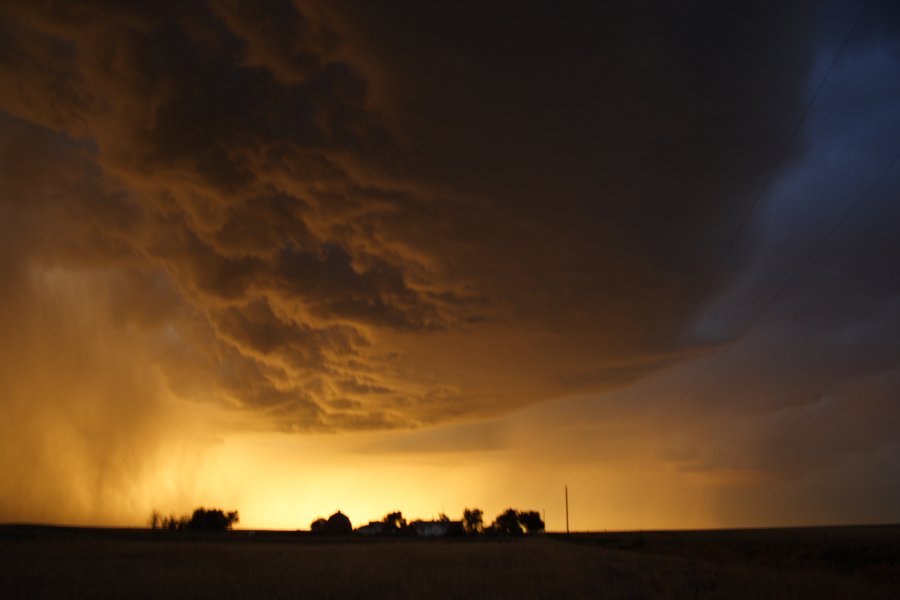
[1,0,899,530]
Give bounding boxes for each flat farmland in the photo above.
[1,525,898,598]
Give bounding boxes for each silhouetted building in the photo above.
[414,520,463,537]
[325,510,353,535]
[356,521,385,536]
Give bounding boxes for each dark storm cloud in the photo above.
[333,0,822,358]
[273,0,900,528]
[0,0,461,429]
[510,10,900,515]
[215,298,353,362]
[672,4,900,485]
[271,244,442,329]
[206,189,314,257]
[3,0,879,441]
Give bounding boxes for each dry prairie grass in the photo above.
[1,526,898,599]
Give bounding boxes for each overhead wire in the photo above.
[671,147,900,405]
[627,0,876,400]
[704,0,874,285]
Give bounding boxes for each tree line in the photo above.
[148,505,544,535]
[309,507,545,536]
[150,507,239,532]
[463,508,544,535]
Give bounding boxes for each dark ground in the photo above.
[1,524,898,598]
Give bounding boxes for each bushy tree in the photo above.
[517,510,545,533]
[167,515,189,531]
[493,508,523,535]
[486,508,544,535]
[383,511,406,532]
[187,507,239,532]
[149,510,189,531]
[150,507,238,532]
[310,518,328,534]
[462,508,484,534]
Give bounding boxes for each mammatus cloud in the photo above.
[2,0,898,527]
[0,0,819,432]
[0,0,465,433]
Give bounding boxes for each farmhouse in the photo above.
[414,520,463,537]
[356,521,385,536]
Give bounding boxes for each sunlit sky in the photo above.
[1,0,899,531]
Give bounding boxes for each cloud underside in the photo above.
[0,0,878,435]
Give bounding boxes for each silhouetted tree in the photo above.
[149,510,189,531]
[463,508,484,534]
[383,511,406,532]
[518,510,545,534]
[493,508,523,535]
[164,514,189,531]
[310,518,328,534]
[187,507,239,532]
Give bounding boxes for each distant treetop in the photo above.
[149,507,238,532]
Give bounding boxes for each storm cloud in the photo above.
[1,0,898,527]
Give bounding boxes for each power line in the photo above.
[628,0,874,398]
[707,0,873,281]
[672,147,900,405]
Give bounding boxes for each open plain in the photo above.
[1,524,898,599]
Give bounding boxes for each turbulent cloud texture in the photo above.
[1,0,461,433]
[1,0,898,527]
[0,0,819,425]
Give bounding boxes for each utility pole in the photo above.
[565,485,569,534]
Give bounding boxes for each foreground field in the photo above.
[1,525,898,598]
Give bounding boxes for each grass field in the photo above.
[1,525,898,598]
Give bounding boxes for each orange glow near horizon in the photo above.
[2,1,899,534]
[122,429,723,533]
